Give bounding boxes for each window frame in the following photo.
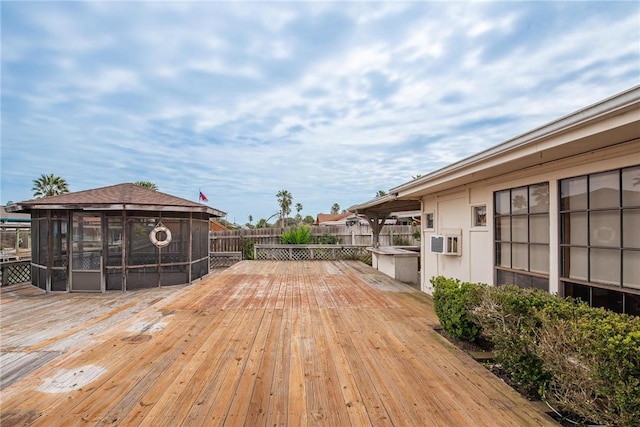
[494,182,550,290]
[471,204,487,228]
[423,211,435,231]
[559,165,640,299]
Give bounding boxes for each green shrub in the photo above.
[280,226,313,244]
[393,235,410,246]
[436,279,640,424]
[313,233,339,244]
[242,239,254,260]
[431,276,483,342]
[537,306,640,426]
[474,286,564,395]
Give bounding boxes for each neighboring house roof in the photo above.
[0,206,30,223]
[315,212,352,225]
[8,183,226,217]
[209,220,228,232]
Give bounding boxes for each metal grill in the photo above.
[254,245,371,264]
[1,261,31,286]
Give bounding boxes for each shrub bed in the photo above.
[430,277,640,426]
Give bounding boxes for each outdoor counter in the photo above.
[367,246,419,285]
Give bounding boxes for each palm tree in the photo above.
[295,203,303,223]
[32,174,69,198]
[376,190,387,198]
[134,181,158,190]
[331,203,340,214]
[276,190,293,228]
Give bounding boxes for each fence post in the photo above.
[1,265,7,286]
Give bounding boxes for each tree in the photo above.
[376,190,387,198]
[331,203,340,214]
[134,181,158,190]
[256,218,270,228]
[248,215,253,224]
[303,215,315,225]
[295,203,303,223]
[276,190,293,227]
[32,174,69,198]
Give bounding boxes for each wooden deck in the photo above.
[1,261,556,426]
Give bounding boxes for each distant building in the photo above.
[8,183,226,292]
[351,86,640,315]
[0,206,30,225]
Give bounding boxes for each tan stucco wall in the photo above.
[420,139,639,295]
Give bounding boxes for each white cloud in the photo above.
[2,1,638,222]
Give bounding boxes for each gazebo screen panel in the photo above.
[31,216,39,265]
[127,266,159,290]
[161,265,189,286]
[38,266,47,291]
[51,269,67,292]
[190,217,210,281]
[127,217,158,266]
[160,218,189,264]
[106,268,123,291]
[51,214,68,268]
[107,217,123,267]
[191,218,203,261]
[38,217,48,266]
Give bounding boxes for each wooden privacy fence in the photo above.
[210,224,420,255]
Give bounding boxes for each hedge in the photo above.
[430,277,640,426]
[431,276,483,343]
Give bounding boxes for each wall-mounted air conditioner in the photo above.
[429,232,461,256]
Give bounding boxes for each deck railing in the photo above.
[209,252,243,269]
[1,260,31,287]
[254,244,372,264]
[211,225,420,253]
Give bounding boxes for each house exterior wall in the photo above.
[420,140,639,298]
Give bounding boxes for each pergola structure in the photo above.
[349,195,421,246]
[8,183,225,292]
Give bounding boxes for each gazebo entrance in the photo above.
[71,213,102,292]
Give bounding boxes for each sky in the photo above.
[1,1,639,225]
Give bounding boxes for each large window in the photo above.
[560,166,640,315]
[494,182,549,290]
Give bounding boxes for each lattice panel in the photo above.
[209,252,243,268]
[254,246,372,265]
[1,262,31,286]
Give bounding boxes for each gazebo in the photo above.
[7,183,226,292]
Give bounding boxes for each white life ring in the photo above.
[150,224,172,248]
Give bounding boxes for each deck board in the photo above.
[1,261,556,426]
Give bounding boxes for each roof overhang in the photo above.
[348,86,639,215]
[391,86,640,199]
[348,195,421,217]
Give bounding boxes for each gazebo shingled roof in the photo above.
[10,183,226,217]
